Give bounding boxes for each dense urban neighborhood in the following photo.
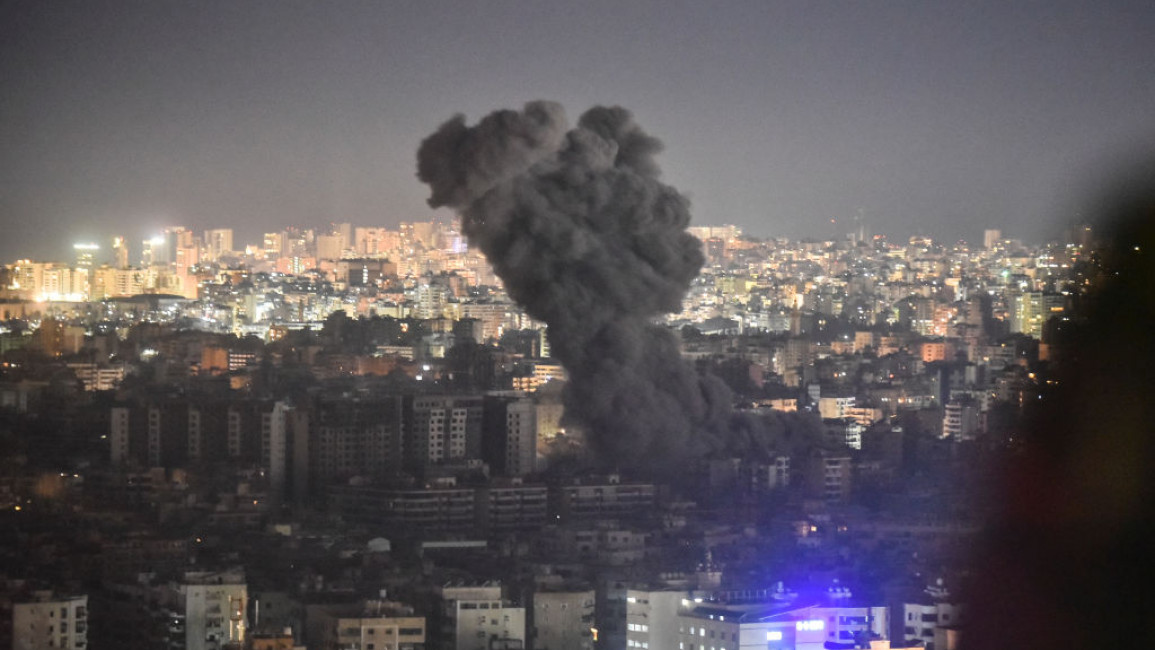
[0,220,1099,650]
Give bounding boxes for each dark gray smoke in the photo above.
[417,101,734,469]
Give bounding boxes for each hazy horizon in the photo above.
[4,1,1154,262]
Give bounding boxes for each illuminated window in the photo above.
[767,631,783,641]
[796,620,825,631]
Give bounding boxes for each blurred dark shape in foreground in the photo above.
[966,158,1155,650]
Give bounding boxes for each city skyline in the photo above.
[0,219,1036,276]
[4,1,1155,262]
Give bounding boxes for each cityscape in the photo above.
[0,198,1104,650]
[3,2,1154,650]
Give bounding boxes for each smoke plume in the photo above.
[417,101,734,469]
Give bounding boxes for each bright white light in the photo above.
[796,620,824,631]
[767,631,783,641]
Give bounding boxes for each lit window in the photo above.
[796,620,825,631]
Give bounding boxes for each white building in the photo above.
[161,569,247,650]
[439,583,525,650]
[625,589,690,650]
[900,580,963,650]
[942,399,982,441]
[676,600,889,650]
[11,591,87,650]
[755,456,791,491]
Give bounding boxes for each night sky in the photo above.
[2,1,1153,262]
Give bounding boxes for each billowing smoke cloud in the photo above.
[417,101,735,469]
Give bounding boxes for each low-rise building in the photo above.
[533,589,595,650]
[8,590,88,650]
[438,583,525,650]
[306,600,424,650]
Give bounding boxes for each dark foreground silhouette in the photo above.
[965,161,1155,650]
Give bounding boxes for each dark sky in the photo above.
[2,1,1154,262]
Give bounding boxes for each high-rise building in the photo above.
[7,261,88,301]
[413,281,450,319]
[160,226,195,265]
[332,221,353,246]
[401,221,436,249]
[310,396,404,488]
[262,401,292,503]
[403,395,483,473]
[204,228,234,261]
[111,235,130,269]
[142,236,165,266]
[1065,222,1094,248]
[110,406,131,466]
[74,243,99,300]
[354,226,399,257]
[262,231,286,258]
[983,229,1002,250]
[1010,291,1065,339]
[315,232,345,261]
[73,242,98,270]
[175,242,201,299]
[805,450,853,502]
[111,399,238,468]
[482,393,537,477]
